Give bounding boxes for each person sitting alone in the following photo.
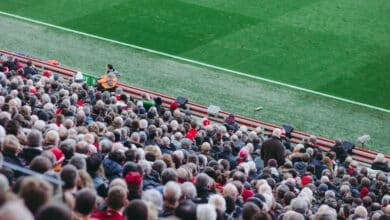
[97,69,118,92]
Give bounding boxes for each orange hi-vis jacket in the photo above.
[98,74,118,89]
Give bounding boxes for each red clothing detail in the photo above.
[92,210,125,220]
[185,128,198,141]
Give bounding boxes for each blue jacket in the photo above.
[103,158,123,182]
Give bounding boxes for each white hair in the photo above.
[314,205,337,220]
[162,136,171,145]
[320,176,330,184]
[299,187,313,203]
[291,197,309,215]
[354,206,368,218]
[272,128,282,138]
[209,194,226,212]
[164,181,182,202]
[139,119,148,129]
[197,204,217,220]
[142,189,163,211]
[283,211,304,220]
[374,153,386,163]
[223,183,238,200]
[181,182,197,200]
[0,201,34,220]
[139,160,152,175]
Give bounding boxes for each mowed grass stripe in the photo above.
[0,0,389,109]
[0,10,388,114]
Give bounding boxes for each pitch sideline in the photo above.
[0,11,389,114]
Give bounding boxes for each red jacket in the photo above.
[185,128,198,141]
[92,209,125,220]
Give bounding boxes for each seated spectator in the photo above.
[371,154,389,172]
[36,202,72,220]
[73,189,97,220]
[124,199,148,220]
[23,60,38,76]
[92,186,128,220]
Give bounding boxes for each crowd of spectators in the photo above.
[0,55,389,220]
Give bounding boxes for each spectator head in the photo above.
[125,171,142,189]
[272,128,282,138]
[354,206,368,219]
[125,199,148,220]
[27,129,42,147]
[291,197,309,215]
[175,199,197,220]
[36,203,72,220]
[313,205,337,220]
[197,204,216,220]
[74,189,96,216]
[59,139,75,160]
[0,201,34,220]
[223,183,239,201]
[69,155,86,170]
[242,202,261,220]
[44,130,60,148]
[60,164,79,191]
[19,176,53,214]
[209,194,226,213]
[374,153,386,163]
[163,181,182,208]
[109,178,128,191]
[142,189,163,211]
[86,153,102,173]
[283,211,304,220]
[107,186,128,211]
[161,168,178,185]
[30,156,52,173]
[195,173,211,191]
[181,181,197,200]
[2,135,21,155]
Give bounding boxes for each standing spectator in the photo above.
[261,128,285,167]
[331,139,348,163]
[23,61,38,76]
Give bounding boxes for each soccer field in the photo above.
[1,0,389,109]
[0,1,389,153]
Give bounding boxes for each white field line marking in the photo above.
[1,11,389,113]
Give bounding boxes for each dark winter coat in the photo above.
[260,136,285,167]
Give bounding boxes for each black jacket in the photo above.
[260,136,285,167]
[331,144,348,163]
[371,162,390,172]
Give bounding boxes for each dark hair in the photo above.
[161,168,178,185]
[242,202,260,220]
[107,186,127,210]
[30,156,52,174]
[125,199,148,220]
[75,189,96,215]
[86,153,102,173]
[59,140,75,160]
[175,200,197,220]
[36,202,72,220]
[60,165,78,190]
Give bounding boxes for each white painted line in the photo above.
[1,11,389,113]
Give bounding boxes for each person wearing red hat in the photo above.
[237,148,249,165]
[301,175,312,186]
[50,147,65,172]
[125,171,143,200]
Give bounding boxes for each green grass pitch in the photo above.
[0,0,389,153]
[1,0,389,109]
